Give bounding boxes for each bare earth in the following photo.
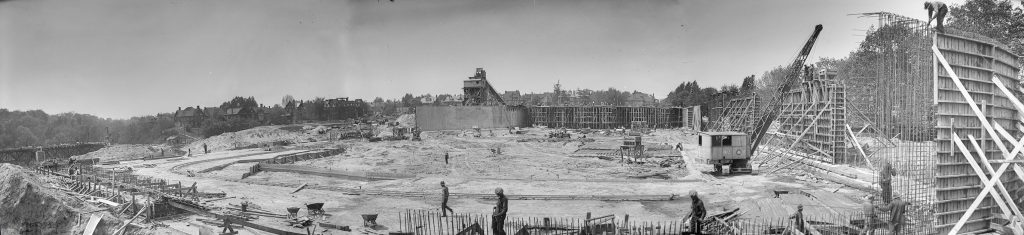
[101,125,869,234]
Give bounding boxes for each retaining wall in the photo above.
[415,106,528,131]
[0,143,106,166]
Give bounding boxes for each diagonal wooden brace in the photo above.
[959,135,1022,222]
[934,45,1024,234]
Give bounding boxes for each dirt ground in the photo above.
[83,124,871,234]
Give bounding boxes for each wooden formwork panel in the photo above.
[934,33,1023,233]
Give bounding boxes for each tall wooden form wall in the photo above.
[773,70,849,164]
[526,106,689,129]
[713,95,760,133]
[934,31,1023,233]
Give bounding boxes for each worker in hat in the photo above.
[685,190,706,234]
[881,195,908,235]
[492,187,508,235]
[789,205,806,234]
[925,1,949,33]
[440,181,454,217]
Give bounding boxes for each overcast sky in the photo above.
[0,0,975,119]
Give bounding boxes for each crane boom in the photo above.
[748,24,823,155]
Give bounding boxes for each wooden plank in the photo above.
[81,213,102,235]
[845,124,872,168]
[291,183,308,194]
[953,135,1016,222]
[166,200,307,235]
[112,203,149,235]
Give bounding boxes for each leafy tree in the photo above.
[740,75,756,93]
[281,95,295,107]
[401,93,415,107]
[221,96,259,109]
[948,0,1024,55]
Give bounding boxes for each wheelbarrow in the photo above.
[361,214,379,227]
[286,207,300,219]
[305,203,325,217]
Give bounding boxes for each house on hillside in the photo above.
[223,107,257,120]
[203,107,224,121]
[626,92,656,107]
[502,91,522,105]
[419,96,435,105]
[440,94,464,106]
[173,106,206,129]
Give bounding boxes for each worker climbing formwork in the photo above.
[925,1,948,33]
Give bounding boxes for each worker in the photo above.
[879,161,896,204]
[925,1,949,33]
[240,201,249,212]
[685,190,706,235]
[221,217,236,234]
[445,152,450,165]
[440,181,454,217]
[203,143,208,154]
[492,187,508,235]
[188,148,192,156]
[883,196,908,235]
[789,205,806,234]
[861,195,879,235]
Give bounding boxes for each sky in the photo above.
[0,0,981,119]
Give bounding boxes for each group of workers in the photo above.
[434,166,910,235]
[435,158,912,235]
[438,182,707,235]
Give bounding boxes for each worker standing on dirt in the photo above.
[492,187,508,235]
[789,205,806,234]
[203,143,208,154]
[879,161,896,204]
[882,196,908,235]
[685,190,706,235]
[925,1,949,33]
[445,152,450,165]
[441,181,454,217]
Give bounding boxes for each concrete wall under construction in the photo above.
[415,106,528,131]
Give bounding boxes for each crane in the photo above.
[748,24,824,156]
[698,24,823,175]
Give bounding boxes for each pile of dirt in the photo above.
[0,164,117,234]
[188,126,308,152]
[72,144,163,161]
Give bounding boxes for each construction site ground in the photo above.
[78,124,872,234]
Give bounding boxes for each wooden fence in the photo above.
[396,209,901,235]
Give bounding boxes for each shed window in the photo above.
[712,135,733,146]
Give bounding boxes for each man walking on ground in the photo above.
[440,181,454,217]
[925,1,949,33]
[492,187,508,235]
[686,190,706,235]
[445,152,450,165]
